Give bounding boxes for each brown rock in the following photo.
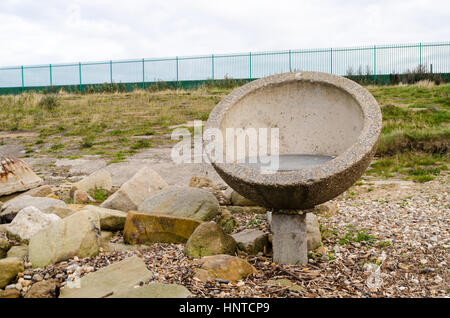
[25,280,59,298]
[195,254,257,282]
[73,190,94,204]
[123,211,201,245]
[0,289,21,298]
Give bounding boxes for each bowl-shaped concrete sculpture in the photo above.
[205,71,382,210]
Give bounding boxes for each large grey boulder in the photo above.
[138,186,219,221]
[232,229,269,255]
[81,205,127,231]
[29,210,101,268]
[101,167,167,212]
[6,206,61,243]
[111,283,192,298]
[0,195,66,223]
[185,222,237,258]
[59,256,153,298]
[69,170,112,197]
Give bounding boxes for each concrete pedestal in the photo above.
[271,212,308,265]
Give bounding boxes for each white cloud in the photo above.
[0,0,449,66]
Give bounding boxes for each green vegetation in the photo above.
[338,226,376,246]
[88,188,110,203]
[0,83,447,182]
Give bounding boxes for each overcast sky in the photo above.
[0,0,449,67]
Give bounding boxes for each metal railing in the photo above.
[0,41,448,94]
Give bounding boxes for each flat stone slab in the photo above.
[123,211,201,245]
[59,256,153,298]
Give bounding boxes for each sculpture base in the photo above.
[271,211,308,265]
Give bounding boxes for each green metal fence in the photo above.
[0,41,449,94]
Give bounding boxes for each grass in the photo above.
[337,226,376,246]
[0,83,448,179]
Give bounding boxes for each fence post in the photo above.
[212,54,215,81]
[330,48,333,74]
[78,62,82,92]
[21,66,24,93]
[110,60,113,88]
[289,50,292,72]
[373,45,377,84]
[49,64,52,92]
[176,56,179,89]
[142,58,145,89]
[419,42,422,66]
[249,52,252,81]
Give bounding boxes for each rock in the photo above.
[101,167,167,212]
[217,209,238,234]
[185,222,237,258]
[111,283,192,298]
[21,185,53,198]
[59,256,153,298]
[306,213,321,251]
[66,204,86,211]
[73,190,95,204]
[0,156,43,196]
[0,223,7,233]
[0,288,21,298]
[46,194,60,200]
[29,210,101,268]
[194,254,257,282]
[123,211,201,245]
[6,245,28,260]
[6,206,61,243]
[81,205,127,231]
[189,176,214,188]
[232,229,269,255]
[138,186,219,221]
[0,257,24,288]
[314,202,338,216]
[267,211,321,251]
[69,170,112,197]
[0,237,10,259]
[230,191,258,206]
[25,279,59,298]
[101,231,113,243]
[0,195,66,223]
[43,205,77,218]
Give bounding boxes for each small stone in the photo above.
[320,254,329,262]
[32,274,43,282]
[73,190,94,204]
[0,288,21,298]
